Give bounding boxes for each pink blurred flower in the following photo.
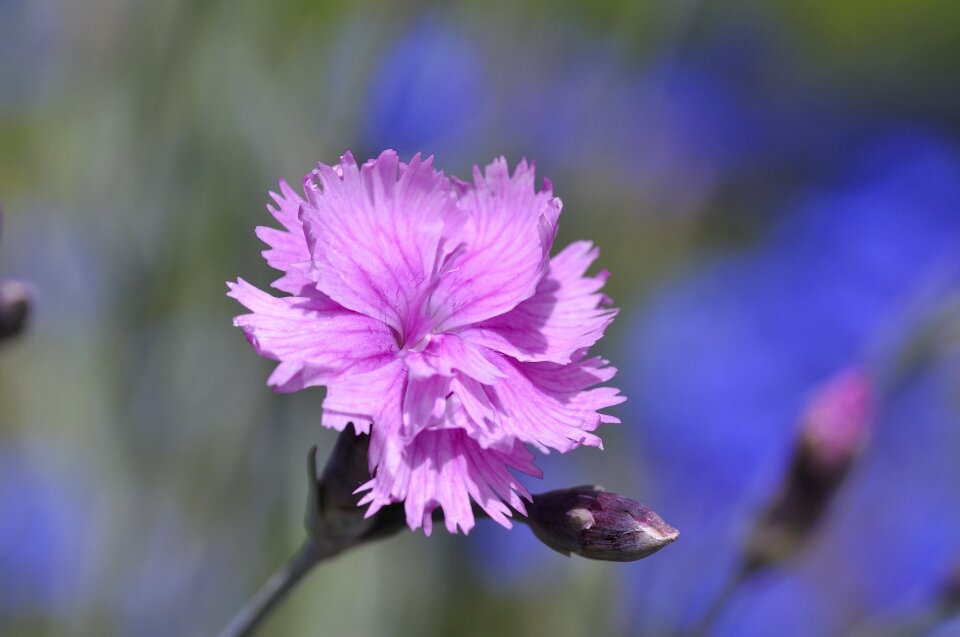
[800,368,873,475]
[744,368,874,568]
[229,150,623,534]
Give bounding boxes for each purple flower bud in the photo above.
[745,368,874,569]
[0,280,30,343]
[525,486,679,562]
[800,368,872,477]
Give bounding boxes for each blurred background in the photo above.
[2,1,960,635]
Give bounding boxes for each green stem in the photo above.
[216,539,333,637]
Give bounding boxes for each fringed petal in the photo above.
[461,241,617,363]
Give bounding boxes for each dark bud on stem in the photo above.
[744,369,872,570]
[304,429,408,550]
[525,485,679,562]
[0,280,30,343]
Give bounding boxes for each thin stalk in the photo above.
[688,564,752,637]
[217,538,334,637]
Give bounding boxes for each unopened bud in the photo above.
[800,369,872,477]
[305,430,376,543]
[0,280,30,343]
[304,430,408,549]
[745,368,873,570]
[525,485,679,562]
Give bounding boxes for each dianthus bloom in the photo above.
[228,151,623,534]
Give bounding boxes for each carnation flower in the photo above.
[228,150,623,534]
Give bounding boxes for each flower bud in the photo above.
[304,429,410,550]
[525,485,679,562]
[0,280,30,343]
[304,430,377,543]
[745,368,873,569]
[800,369,872,477]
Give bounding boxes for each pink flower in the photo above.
[228,150,623,534]
[800,368,873,475]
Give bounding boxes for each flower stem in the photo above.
[688,563,751,637]
[217,538,333,637]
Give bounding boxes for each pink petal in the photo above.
[227,278,397,392]
[398,334,506,439]
[460,241,617,363]
[256,180,316,294]
[402,333,505,384]
[401,373,451,439]
[427,158,561,332]
[452,352,625,453]
[299,151,456,341]
[322,360,406,434]
[357,428,540,535]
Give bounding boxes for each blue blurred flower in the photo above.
[509,51,762,215]
[623,131,960,634]
[500,25,814,217]
[361,18,486,162]
[0,439,90,616]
